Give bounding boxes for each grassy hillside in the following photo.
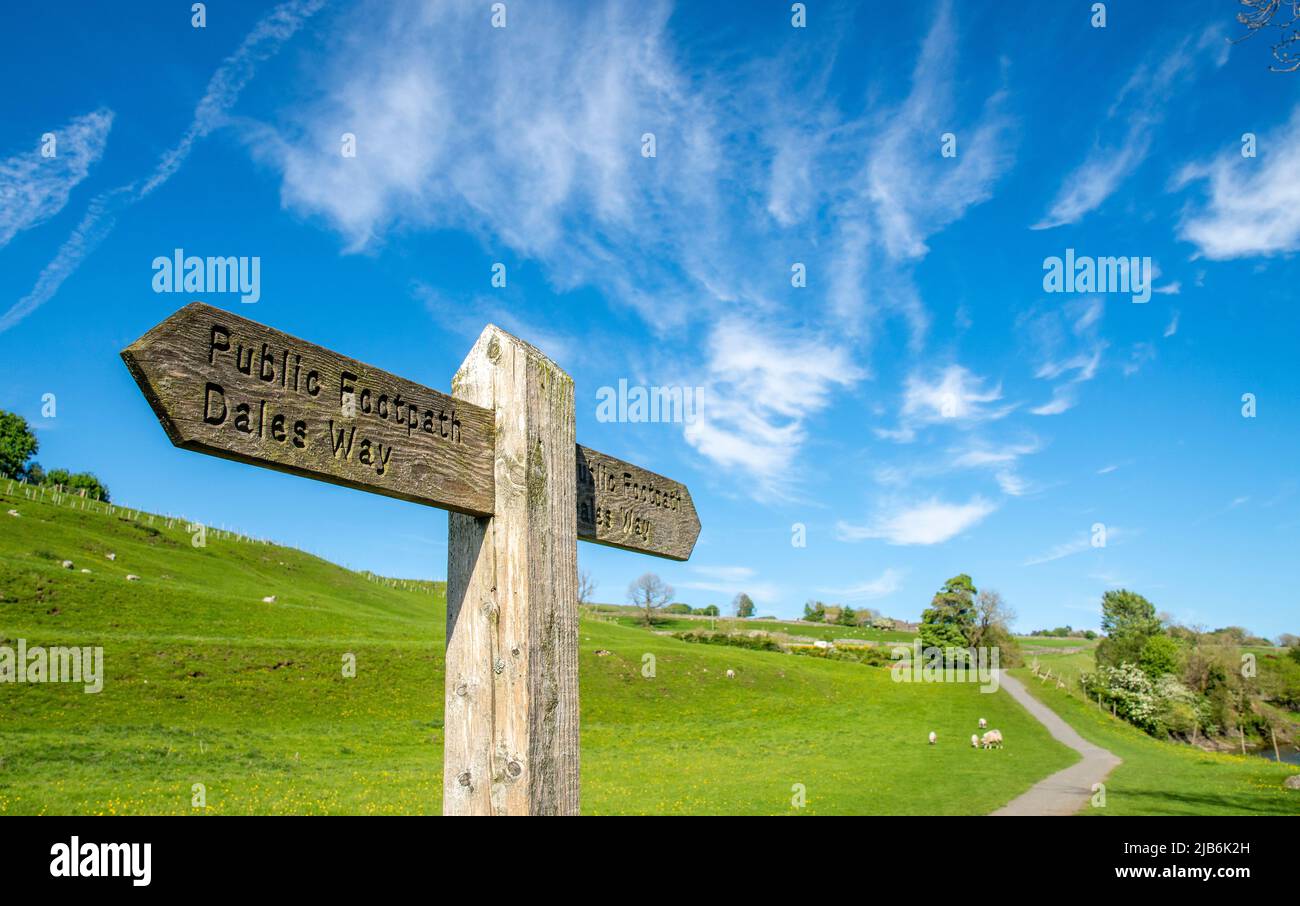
[0,487,1076,815]
[1019,651,1299,816]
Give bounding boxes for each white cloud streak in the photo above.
[818,568,905,601]
[0,0,325,334]
[1033,28,1225,229]
[0,108,113,249]
[837,496,997,546]
[1174,103,1300,259]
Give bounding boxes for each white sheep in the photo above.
[970,734,979,748]
[725,669,736,679]
[978,717,987,729]
[928,731,937,745]
[980,729,1004,749]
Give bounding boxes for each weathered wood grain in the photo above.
[121,302,495,516]
[445,325,580,816]
[575,445,701,561]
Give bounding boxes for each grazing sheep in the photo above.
[980,729,1004,749]
[970,734,980,748]
[105,552,116,561]
[928,731,937,745]
[125,574,140,582]
[7,509,19,517]
[61,560,74,570]
[978,717,987,729]
[726,669,736,679]
[262,595,277,603]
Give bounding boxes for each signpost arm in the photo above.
[445,326,580,816]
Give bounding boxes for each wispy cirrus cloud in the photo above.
[875,365,1014,443]
[1033,27,1227,229]
[1024,526,1124,566]
[837,496,997,546]
[1174,103,1300,259]
[1016,295,1106,418]
[0,0,325,334]
[0,108,114,250]
[818,568,905,601]
[253,0,1012,491]
[1030,387,1077,416]
[692,565,756,583]
[683,318,861,491]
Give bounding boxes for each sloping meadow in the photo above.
[0,489,1072,814]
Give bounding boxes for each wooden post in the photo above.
[121,305,698,817]
[1270,723,1280,762]
[444,326,580,816]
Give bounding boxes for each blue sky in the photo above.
[2,0,1297,637]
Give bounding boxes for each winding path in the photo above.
[990,671,1121,816]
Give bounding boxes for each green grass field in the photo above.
[1017,651,1299,816]
[1017,636,1098,650]
[0,487,1076,815]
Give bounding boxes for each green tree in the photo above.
[0,410,38,480]
[1100,589,1161,637]
[802,600,826,622]
[1138,634,1183,680]
[838,605,857,626]
[694,604,719,617]
[40,468,110,502]
[732,592,755,618]
[1097,589,1162,667]
[920,574,978,653]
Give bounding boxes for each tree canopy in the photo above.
[920,574,977,652]
[732,592,755,618]
[0,410,38,480]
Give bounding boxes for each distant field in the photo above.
[593,608,916,644]
[0,489,1074,815]
[1017,636,1098,650]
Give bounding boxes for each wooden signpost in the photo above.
[122,302,700,816]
